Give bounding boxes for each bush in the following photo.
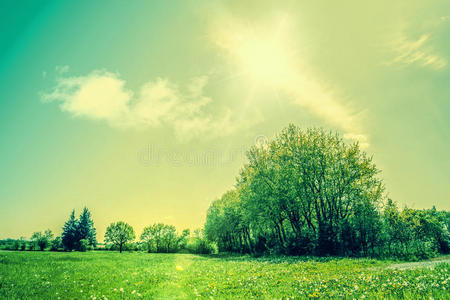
[78,239,89,252]
[50,237,63,251]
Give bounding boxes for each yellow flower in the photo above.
[176,265,184,271]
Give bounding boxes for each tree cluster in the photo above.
[61,207,97,251]
[0,231,58,251]
[204,125,449,259]
[31,230,54,251]
[103,222,213,254]
[140,223,189,253]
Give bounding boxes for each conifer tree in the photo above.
[61,210,78,251]
[78,207,97,247]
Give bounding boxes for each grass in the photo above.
[0,251,448,299]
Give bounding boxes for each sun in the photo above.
[234,34,295,86]
[212,15,297,88]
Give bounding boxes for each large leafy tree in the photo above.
[104,221,135,253]
[160,224,177,252]
[206,125,386,256]
[140,224,159,253]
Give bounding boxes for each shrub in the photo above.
[78,239,89,252]
[50,237,63,251]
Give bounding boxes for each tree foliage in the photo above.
[31,230,53,251]
[140,223,189,253]
[78,207,97,247]
[62,210,78,251]
[61,208,97,251]
[104,221,135,253]
[205,125,449,259]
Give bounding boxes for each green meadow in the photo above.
[0,251,448,299]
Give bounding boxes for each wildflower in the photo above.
[119,288,124,292]
[176,265,184,271]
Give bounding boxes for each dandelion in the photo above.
[176,265,184,271]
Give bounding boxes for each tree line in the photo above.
[1,208,214,254]
[204,125,449,260]
[2,125,448,260]
[0,207,97,252]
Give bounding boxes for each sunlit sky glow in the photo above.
[1,0,449,240]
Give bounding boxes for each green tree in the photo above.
[161,224,177,252]
[140,225,158,253]
[78,207,97,248]
[104,221,135,253]
[178,229,190,250]
[62,210,79,251]
[140,223,183,253]
[19,237,27,251]
[206,125,385,256]
[50,236,63,251]
[31,230,53,251]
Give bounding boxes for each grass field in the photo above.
[0,251,448,299]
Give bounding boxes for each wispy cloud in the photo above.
[286,78,369,149]
[42,70,254,141]
[388,33,447,70]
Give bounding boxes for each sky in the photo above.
[1,0,449,241]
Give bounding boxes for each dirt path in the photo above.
[388,257,450,270]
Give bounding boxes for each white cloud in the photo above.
[42,70,251,140]
[388,33,447,70]
[43,70,132,124]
